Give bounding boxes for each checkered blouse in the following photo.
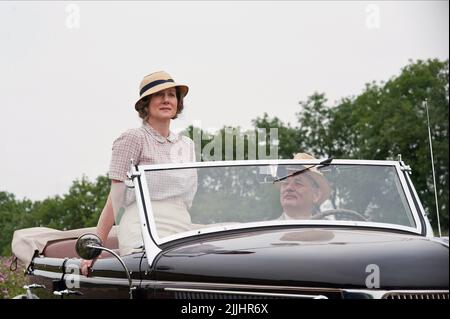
[108,123,197,207]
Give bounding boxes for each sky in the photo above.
[0,1,449,201]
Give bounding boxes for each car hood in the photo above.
[152,228,449,289]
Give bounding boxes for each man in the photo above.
[278,153,331,220]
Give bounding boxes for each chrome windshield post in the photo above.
[398,154,412,173]
[128,162,162,268]
[127,159,141,180]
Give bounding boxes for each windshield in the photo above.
[137,163,416,241]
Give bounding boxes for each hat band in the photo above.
[139,79,174,96]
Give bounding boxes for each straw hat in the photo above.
[289,153,331,205]
[135,71,189,110]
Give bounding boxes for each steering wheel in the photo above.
[311,209,368,222]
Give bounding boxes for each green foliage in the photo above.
[0,193,35,256]
[184,124,281,161]
[0,256,28,299]
[0,175,110,256]
[0,59,447,259]
[190,167,282,224]
[252,59,449,233]
[252,114,300,159]
[55,175,110,229]
[330,59,449,232]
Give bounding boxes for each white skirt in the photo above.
[117,200,193,256]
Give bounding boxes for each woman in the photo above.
[81,71,196,275]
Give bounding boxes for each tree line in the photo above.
[0,59,448,255]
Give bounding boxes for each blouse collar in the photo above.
[142,122,179,143]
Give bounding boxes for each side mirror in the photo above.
[75,233,134,299]
[75,234,103,260]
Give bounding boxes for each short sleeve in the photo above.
[108,129,144,181]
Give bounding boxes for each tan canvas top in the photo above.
[11,226,118,267]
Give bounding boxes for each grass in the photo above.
[0,256,28,299]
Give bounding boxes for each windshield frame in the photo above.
[132,159,424,248]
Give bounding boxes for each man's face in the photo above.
[279,173,321,218]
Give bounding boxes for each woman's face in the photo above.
[148,87,178,121]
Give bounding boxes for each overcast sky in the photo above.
[1,1,448,201]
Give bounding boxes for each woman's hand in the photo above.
[80,258,96,276]
[80,189,116,276]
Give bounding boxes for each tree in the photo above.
[1,59,447,257]
[252,113,300,159]
[251,59,449,233]
[0,175,110,255]
[0,192,35,255]
[327,59,448,231]
[56,175,110,230]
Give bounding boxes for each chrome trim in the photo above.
[344,289,449,299]
[402,167,434,237]
[138,159,401,171]
[155,220,421,245]
[165,287,327,299]
[144,279,342,296]
[399,160,412,172]
[79,276,141,287]
[86,244,134,299]
[383,290,449,299]
[394,164,422,233]
[151,280,342,292]
[142,278,450,300]
[32,270,65,280]
[53,289,82,296]
[33,268,142,288]
[131,164,161,267]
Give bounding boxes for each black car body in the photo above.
[14,159,449,299]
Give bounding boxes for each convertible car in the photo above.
[12,158,449,299]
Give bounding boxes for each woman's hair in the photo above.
[135,87,185,121]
